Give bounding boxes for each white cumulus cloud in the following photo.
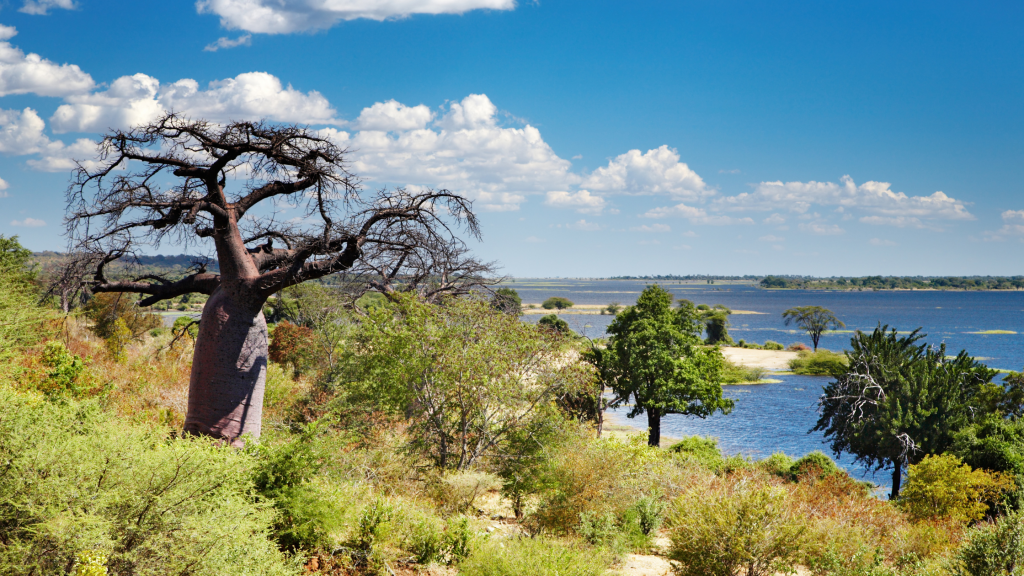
[10,217,45,227]
[544,190,606,214]
[197,0,517,34]
[582,145,711,200]
[324,94,574,212]
[0,25,94,97]
[799,222,845,235]
[568,219,603,231]
[204,34,252,52]
[983,209,1024,240]
[631,224,671,233]
[51,71,338,132]
[717,175,973,223]
[20,0,75,14]
[354,100,433,131]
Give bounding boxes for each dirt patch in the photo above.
[722,347,799,371]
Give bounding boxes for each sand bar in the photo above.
[721,347,799,370]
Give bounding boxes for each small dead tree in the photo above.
[64,114,486,445]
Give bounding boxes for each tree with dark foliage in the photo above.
[814,325,997,498]
[63,114,487,445]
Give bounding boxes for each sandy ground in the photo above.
[721,347,799,370]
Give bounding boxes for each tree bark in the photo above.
[647,408,662,447]
[890,459,903,500]
[183,211,269,447]
[183,286,268,447]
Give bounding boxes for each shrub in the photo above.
[268,320,316,373]
[542,296,574,310]
[722,359,769,384]
[788,343,811,352]
[763,341,784,351]
[668,482,806,576]
[491,287,522,315]
[898,453,1015,524]
[951,509,1024,576]
[83,292,161,340]
[791,451,841,481]
[759,452,795,478]
[426,471,500,516]
[789,349,849,375]
[458,537,610,576]
[0,388,292,576]
[605,302,622,315]
[669,436,725,472]
[37,340,87,398]
[538,313,571,334]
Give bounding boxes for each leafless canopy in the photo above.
[63,114,495,306]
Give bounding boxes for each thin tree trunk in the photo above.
[183,287,268,447]
[890,460,903,500]
[596,381,605,438]
[647,408,661,447]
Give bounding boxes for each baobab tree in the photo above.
[64,114,487,446]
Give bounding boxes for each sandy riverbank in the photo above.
[721,347,799,370]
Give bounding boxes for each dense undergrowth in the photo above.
[2,241,1024,575]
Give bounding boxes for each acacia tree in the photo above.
[782,305,844,351]
[814,325,996,498]
[599,285,733,447]
[64,114,485,446]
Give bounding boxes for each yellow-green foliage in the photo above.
[73,551,109,576]
[459,537,610,576]
[530,431,680,533]
[899,454,1015,524]
[788,349,849,376]
[105,317,132,363]
[0,388,293,576]
[668,476,806,576]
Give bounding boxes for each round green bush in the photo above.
[791,451,840,480]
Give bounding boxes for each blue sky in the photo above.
[0,0,1022,277]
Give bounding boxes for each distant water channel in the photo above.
[507,278,1024,490]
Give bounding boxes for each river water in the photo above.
[506,279,1024,489]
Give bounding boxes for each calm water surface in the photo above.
[509,279,1024,489]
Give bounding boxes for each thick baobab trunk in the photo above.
[647,408,662,447]
[183,285,268,447]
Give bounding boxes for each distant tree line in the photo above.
[761,275,1024,290]
[610,274,761,281]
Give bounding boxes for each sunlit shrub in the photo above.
[667,479,806,576]
[268,320,316,374]
[84,292,161,340]
[951,509,1024,576]
[0,388,292,575]
[789,350,848,376]
[669,435,725,471]
[898,454,1015,524]
[791,451,841,481]
[458,537,610,576]
[759,452,795,478]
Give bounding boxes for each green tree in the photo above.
[538,313,570,334]
[597,285,733,447]
[813,325,997,498]
[782,305,844,351]
[491,287,522,316]
[335,295,594,469]
[542,296,574,310]
[697,304,733,345]
[0,236,49,366]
